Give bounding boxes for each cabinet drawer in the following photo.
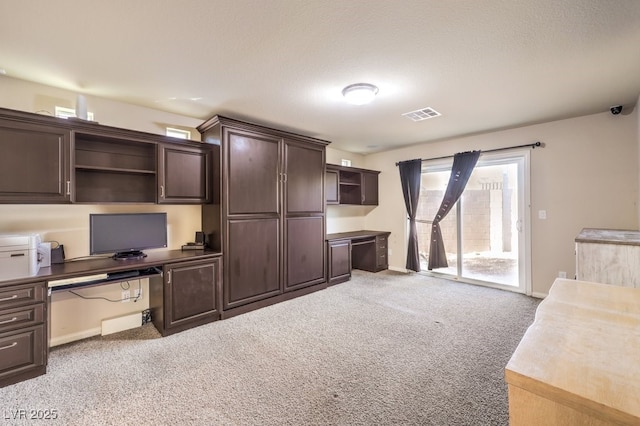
[0,282,46,310]
[0,304,45,333]
[0,325,46,380]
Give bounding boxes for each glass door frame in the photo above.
[416,149,532,295]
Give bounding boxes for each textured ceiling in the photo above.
[1,0,639,153]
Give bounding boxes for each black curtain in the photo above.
[399,159,422,272]
[428,150,481,270]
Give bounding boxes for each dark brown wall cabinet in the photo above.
[74,131,157,203]
[158,144,211,204]
[0,119,71,203]
[326,164,380,205]
[0,281,47,388]
[149,257,222,336]
[199,116,328,317]
[0,107,212,205]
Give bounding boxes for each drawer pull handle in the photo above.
[0,294,18,302]
[0,316,18,325]
[0,342,17,351]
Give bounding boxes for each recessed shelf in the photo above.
[75,165,156,175]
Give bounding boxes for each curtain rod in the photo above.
[395,141,542,166]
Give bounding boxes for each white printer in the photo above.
[0,233,42,281]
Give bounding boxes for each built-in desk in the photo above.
[326,231,390,285]
[0,249,221,388]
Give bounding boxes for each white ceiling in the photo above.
[1,0,639,153]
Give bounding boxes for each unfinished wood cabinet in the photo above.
[575,228,640,287]
[505,278,640,425]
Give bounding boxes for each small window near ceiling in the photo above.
[55,106,94,121]
[166,127,191,139]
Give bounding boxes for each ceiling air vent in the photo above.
[402,107,441,121]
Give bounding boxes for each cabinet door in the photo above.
[158,144,211,204]
[285,216,326,291]
[284,141,325,214]
[0,120,70,203]
[165,258,220,330]
[0,325,46,385]
[325,170,339,204]
[328,239,351,285]
[225,129,280,215]
[225,218,281,309]
[361,171,379,205]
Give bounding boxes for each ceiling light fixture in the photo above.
[342,83,379,105]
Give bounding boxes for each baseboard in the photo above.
[50,327,101,347]
[388,266,409,273]
[102,312,142,336]
[531,292,548,299]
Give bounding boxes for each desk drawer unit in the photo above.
[0,304,45,333]
[0,282,46,310]
[376,235,388,271]
[0,325,46,384]
[0,281,47,388]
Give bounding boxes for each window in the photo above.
[54,106,94,121]
[166,127,191,139]
[415,151,531,293]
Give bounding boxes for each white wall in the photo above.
[0,76,201,138]
[325,147,370,233]
[637,94,640,225]
[363,111,639,296]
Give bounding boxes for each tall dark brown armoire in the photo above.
[198,116,328,318]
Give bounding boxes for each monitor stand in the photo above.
[112,251,147,261]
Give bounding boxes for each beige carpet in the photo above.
[0,270,539,425]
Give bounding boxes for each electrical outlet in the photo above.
[558,271,567,278]
[121,290,131,303]
[133,288,142,300]
[388,249,393,256]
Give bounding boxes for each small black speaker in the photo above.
[51,245,65,264]
[195,231,205,245]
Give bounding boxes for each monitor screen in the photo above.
[90,213,167,259]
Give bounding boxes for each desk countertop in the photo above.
[326,230,390,241]
[0,249,221,288]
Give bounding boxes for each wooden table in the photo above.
[505,278,640,425]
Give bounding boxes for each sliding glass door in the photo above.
[416,151,530,293]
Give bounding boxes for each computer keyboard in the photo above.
[106,270,141,280]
